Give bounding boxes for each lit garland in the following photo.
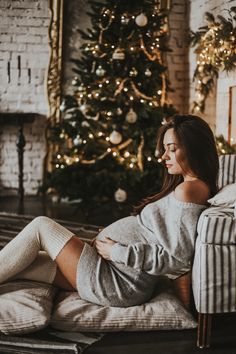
[216,135,236,155]
[190,7,236,112]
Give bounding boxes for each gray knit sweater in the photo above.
[101,191,206,278]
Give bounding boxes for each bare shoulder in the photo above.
[174,180,210,205]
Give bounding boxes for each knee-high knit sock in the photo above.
[11,251,57,284]
[0,216,74,284]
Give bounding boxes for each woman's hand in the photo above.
[95,237,117,260]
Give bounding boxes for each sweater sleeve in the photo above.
[110,242,185,275]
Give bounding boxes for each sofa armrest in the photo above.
[197,207,235,245]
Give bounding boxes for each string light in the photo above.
[191,8,236,113]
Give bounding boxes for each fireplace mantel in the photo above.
[0,113,41,208]
[0,112,40,124]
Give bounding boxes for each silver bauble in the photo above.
[109,130,122,144]
[114,188,127,202]
[135,13,148,27]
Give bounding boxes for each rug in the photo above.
[0,329,105,354]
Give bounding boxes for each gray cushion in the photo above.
[51,277,197,332]
[0,280,56,335]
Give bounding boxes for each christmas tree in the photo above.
[46,0,175,212]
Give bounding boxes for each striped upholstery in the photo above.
[218,154,236,188]
[192,154,236,314]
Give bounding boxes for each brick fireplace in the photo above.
[0,0,49,195]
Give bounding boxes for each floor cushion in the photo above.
[0,280,56,335]
[51,277,197,332]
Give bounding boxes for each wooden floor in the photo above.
[0,195,235,353]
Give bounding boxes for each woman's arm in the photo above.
[95,238,185,275]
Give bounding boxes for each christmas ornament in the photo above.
[109,130,122,144]
[126,108,137,123]
[114,188,127,202]
[121,14,129,25]
[59,101,66,112]
[81,121,90,127]
[72,77,78,85]
[78,84,84,92]
[96,65,106,76]
[112,48,125,60]
[129,67,138,77]
[80,104,87,113]
[73,136,82,145]
[116,107,123,115]
[145,68,152,77]
[135,13,148,27]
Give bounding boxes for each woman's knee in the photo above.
[31,216,56,234]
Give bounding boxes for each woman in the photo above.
[0,114,219,307]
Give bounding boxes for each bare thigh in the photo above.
[54,236,85,289]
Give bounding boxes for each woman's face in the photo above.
[162,128,190,177]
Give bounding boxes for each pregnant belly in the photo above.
[97,215,149,245]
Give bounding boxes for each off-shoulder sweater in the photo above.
[100,191,207,278]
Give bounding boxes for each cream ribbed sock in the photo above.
[0,216,74,284]
[11,251,57,284]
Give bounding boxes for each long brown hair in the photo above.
[134,114,219,214]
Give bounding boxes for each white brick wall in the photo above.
[167,0,190,113]
[0,0,49,195]
[189,0,236,135]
